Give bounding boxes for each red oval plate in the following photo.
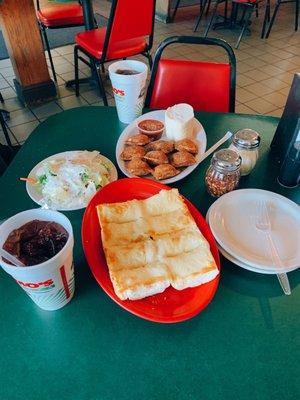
[82,178,220,323]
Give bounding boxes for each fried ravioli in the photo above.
[170,151,196,167]
[145,140,175,154]
[125,134,152,146]
[126,158,152,176]
[143,150,169,166]
[175,139,198,154]
[151,164,180,180]
[120,145,145,161]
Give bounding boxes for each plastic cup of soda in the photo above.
[0,208,74,311]
[108,60,148,124]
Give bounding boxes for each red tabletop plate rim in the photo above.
[81,178,220,323]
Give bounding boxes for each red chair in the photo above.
[36,1,85,82]
[145,36,236,113]
[74,0,156,106]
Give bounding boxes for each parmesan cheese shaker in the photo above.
[229,129,260,176]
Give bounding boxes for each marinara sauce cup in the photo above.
[137,119,165,140]
[0,209,74,311]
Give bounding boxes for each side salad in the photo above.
[33,151,113,208]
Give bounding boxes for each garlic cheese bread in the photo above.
[97,189,218,300]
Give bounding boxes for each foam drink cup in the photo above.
[0,209,74,311]
[108,60,148,124]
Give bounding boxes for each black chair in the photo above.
[199,0,270,48]
[36,0,86,82]
[171,0,206,23]
[265,0,299,38]
[0,92,20,173]
[0,93,12,148]
[145,36,236,113]
[0,152,7,175]
[194,0,229,32]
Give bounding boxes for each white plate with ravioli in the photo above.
[115,109,207,184]
[26,150,118,211]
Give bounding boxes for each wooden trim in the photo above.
[0,0,52,87]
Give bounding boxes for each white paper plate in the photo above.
[116,109,207,184]
[206,207,279,274]
[217,243,281,274]
[26,151,118,211]
[207,189,300,273]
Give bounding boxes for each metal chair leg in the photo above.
[265,1,280,38]
[194,0,208,31]
[224,0,229,20]
[74,46,80,97]
[267,0,271,21]
[231,2,240,26]
[205,0,212,15]
[93,60,108,106]
[295,0,299,30]
[205,0,211,17]
[235,5,254,48]
[142,51,153,69]
[0,110,13,148]
[239,5,247,22]
[170,0,181,22]
[147,52,153,69]
[0,152,7,175]
[261,0,270,38]
[204,0,220,36]
[41,25,57,82]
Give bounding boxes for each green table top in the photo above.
[0,107,299,400]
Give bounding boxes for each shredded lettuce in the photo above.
[34,151,113,207]
[38,174,47,185]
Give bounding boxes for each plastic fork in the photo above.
[255,200,291,295]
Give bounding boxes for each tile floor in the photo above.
[0,1,299,146]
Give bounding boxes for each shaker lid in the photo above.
[212,149,241,172]
[233,129,260,149]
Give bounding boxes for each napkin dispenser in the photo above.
[277,134,300,187]
[271,73,300,187]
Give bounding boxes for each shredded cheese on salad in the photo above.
[35,151,112,208]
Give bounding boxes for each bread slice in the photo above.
[97,189,219,300]
[110,262,170,301]
[166,246,219,290]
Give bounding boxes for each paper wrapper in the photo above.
[165,103,194,140]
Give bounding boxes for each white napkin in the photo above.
[165,103,194,140]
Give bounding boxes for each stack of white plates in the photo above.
[206,189,300,274]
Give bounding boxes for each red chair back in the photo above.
[145,36,236,113]
[104,0,156,59]
[150,59,231,112]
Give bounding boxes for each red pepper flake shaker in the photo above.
[205,149,242,197]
